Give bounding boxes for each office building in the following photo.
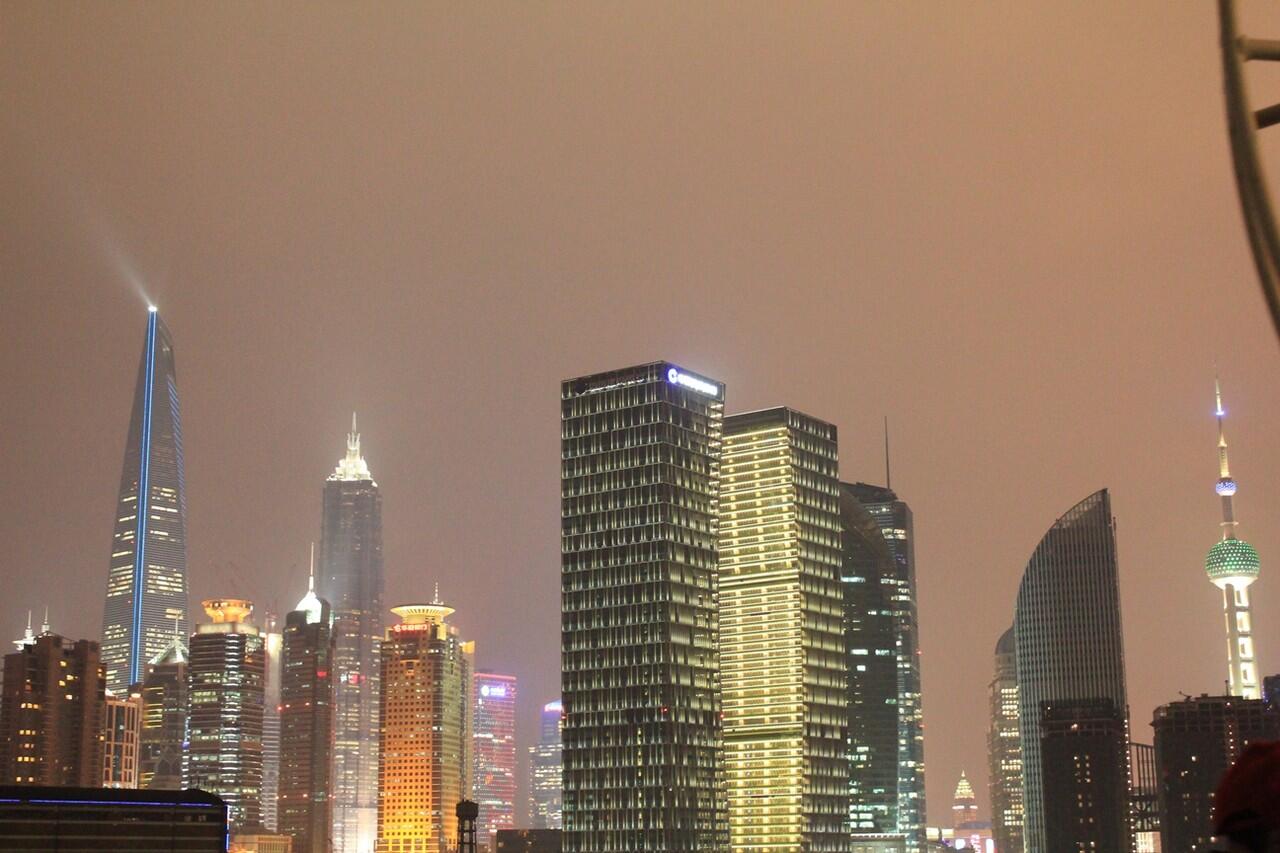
[377,599,471,853]
[987,627,1022,853]
[231,835,296,853]
[474,673,517,848]
[529,700,563,830]
[561,362,728,852]
[139,629,187,789]
[0,632,105,787]
[279,573,336,853]
[1153,694,1280,853]
[494,830,562,853]
[1129,742,1160,853]
[1013,490,1128,853]
[845,481,926,852]
[1205,379,1262,699]
[263,612,283,831]
[719,408,848,850]
[186,598,265,832]
[319,416,384,853]
[1038,700,1129,853]
[841,484,904,845]
[101,306,189,695]
[102,687,142,788]
[0,785,228,852]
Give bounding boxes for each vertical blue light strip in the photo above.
[130,310,157,686]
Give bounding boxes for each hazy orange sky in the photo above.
[4,1,1280,825]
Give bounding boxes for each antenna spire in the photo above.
[433,582,441,605]
[884,416,892,490]
[309,542,316,592]
[40,606,49,635]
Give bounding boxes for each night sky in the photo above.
[4,2,1280,826]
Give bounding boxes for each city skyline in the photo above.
[6,2,1280,827]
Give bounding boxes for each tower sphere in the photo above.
[1217,479,1238,496]
[1205,538,1260,588]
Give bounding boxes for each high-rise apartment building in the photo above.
[378,600,471,853]
[561,362,728,852]
[987,627,1023,853]
[719,408,848,850]
[186,599,265,832]
[0,632,105,786]
[474,673,517,848]
[1013,490,1128,853]
[1038,699,1129,853]
[841,484,904,847]
[845,482,926,852]
[279,575,336,853]
[139,631,187,790]
[262,613,283,832]
[1205,379,1262,699]
[319,417,384,853]
[529,700,563,830]
[102,688,143,788]
[101,306,189,695]
[1153,695,1280,853]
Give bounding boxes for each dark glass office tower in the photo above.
[1013,490,1128,853]
[987,627,1023,853]
[560,362,728,852]
[1038,699,1129,853]
[101,307,189,695]
[139,633,187,790]
[318,417,384,853]
[846,482,926,852]
[840,485,903,844]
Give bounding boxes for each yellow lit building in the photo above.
[719,408,849,851]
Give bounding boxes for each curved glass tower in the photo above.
[101,307,189,695]
[1013,489,1128,853]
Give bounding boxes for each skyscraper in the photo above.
[561,362,728,852]
[473,673,517,848]
[102,687,143,788]
[845,482,926,852]
[102,306,189,695]
[0,632,105,787]
[719,408,848,850]
[987,627,1023,853]
[528,700,563,831]
[951,773,977,829]
[319,416,384,853]
[1153,695,1280,853]
[186,598,265,832]
[841,484,905,848]
[139,628,187,790]
[279,572,336,853]
[1205,379,1262,699]
[262,612,283,832]
[378,600,471,853]
[1013,490,1128,853]
[1038,699,1129,853]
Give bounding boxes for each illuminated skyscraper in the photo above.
[719,408,848,850]
[139,626,187,790]
[528,700,563,830]
[102,688,143,788]
[561,362,728,852]
[1013,490,1128,853]
[262,612,283,832]
[318,416,384,853]
[101,306,189,695]
[845,482,926,852]
[186,598,265,832]
[1205,379,1262,699]
[473,673,517,848]
[987,627,1023,853]
[377,599,471,853]
[279,571,336,853]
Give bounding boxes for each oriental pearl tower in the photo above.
[1205,377,1261,699]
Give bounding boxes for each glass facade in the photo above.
[845,483,925,852]
[719,408,848,850]
[318,422,384,853]
[560,361,728,852]
[473,673,517,848]
[1038,699,1129,853]
[1013,490,1128,853]
[279,597,336,853]
[987,626,1023,853]
[102,308,189,695]
[529,700,563,830]
[262,617,283,831]
[139,634,187,790]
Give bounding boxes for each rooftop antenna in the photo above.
[884,416,892,490]
[40,606,50,635]
[433,581,441,605]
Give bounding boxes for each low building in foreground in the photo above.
[494,829,562,853]
[0,785,227,851]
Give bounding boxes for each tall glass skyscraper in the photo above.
[1013,490,1128,853]
[318,417,384,853]
[528,700,563,830]
[719,408,848,850]
[101,306,189,695]
[473,673,517,848]
[561,361,728,852]
[846,482,925,852]
[987,626,1023,853]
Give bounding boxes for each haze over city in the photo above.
[4,0,1280,838]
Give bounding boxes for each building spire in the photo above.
[433,581,441,605]
[330,413,373,482]
[884,415,892,490]
[14,610,35,650]
[40,606,49,635]
[1214,376,1239,540]
[295,543,324,624]
[309,542,316,593]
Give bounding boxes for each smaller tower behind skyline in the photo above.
[1205,378,1262,699]
[473,673,517,848]
[140,625,187,791]
[528,700,563,830]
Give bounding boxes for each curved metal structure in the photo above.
[1219,0,1280,338]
